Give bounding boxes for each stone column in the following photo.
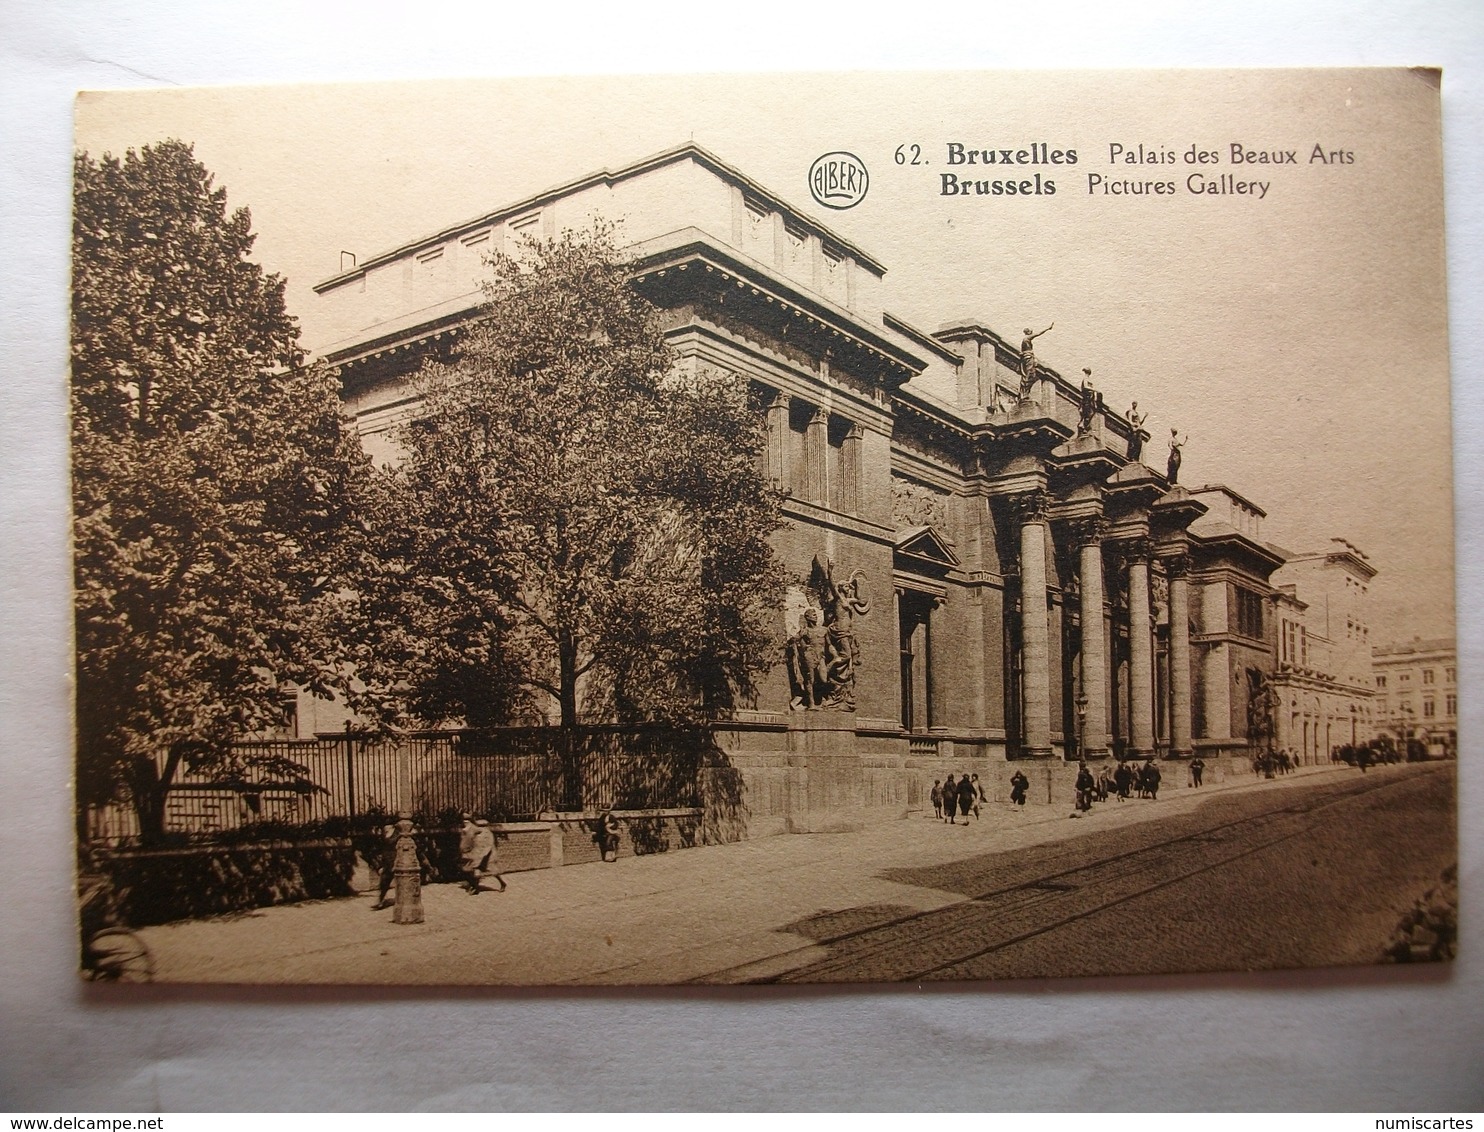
[1126,539,1156,757]
[1013,492,1053,758]
[804,405,828,504]
[1075,520,1110,756]
[1166,554,1193,757]
[765,390,789,492]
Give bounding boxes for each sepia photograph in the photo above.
[65,68,1460,989]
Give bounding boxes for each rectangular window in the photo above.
[1376,674,1387,689]
[1423,669,1435,684]
[1400,673,1411,684]
[1423,698,1436,718]
[1446,694,1457,716]
[1235,587,1265,639]
[1446,666,1456,684]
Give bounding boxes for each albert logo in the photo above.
[808,152,869,210]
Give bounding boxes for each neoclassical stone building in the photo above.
[1270,537,1380,764]
[310,144,1295,830]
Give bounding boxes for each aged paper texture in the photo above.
[70,69,1457,986]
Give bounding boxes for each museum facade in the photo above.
[309,143,1344,830]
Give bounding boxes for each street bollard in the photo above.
[391,813,424,925]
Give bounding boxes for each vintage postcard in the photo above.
[71,69,1456,985]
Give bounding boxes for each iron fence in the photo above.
[85,726,709,844]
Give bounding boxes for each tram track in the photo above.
[696,767,1433,984]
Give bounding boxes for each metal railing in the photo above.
[85,726,709,843]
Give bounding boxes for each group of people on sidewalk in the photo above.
[1074,757,1166,813]
[929,773,987,824]
[371,809,629,908]
[931,755,1186,825]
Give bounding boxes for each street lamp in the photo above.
[1075,693,1088,760]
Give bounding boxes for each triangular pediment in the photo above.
[894,525,961,571]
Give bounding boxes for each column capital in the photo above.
[1064,516,1107,549]
[1006,489,1051,526]
[766,389,790,411]
[806,404,829,426]
[1117,536,1153,564]
[1161,551,1192,578]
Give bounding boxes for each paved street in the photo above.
[136,761,1455,985]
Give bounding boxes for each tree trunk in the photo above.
[126,746,181,845]
[558,630,581,810]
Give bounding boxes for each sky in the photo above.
[73,69,1455,643]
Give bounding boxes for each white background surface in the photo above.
[2,0,1481,1112]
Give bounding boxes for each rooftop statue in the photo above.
[1019,322,1053,399]
[1078,368,1100,434]
[1127,402,1147,462]
[1167,429,1187,483]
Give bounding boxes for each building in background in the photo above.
[1372,637,1457,758]
[1269,538,1380,764]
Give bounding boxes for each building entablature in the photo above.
[1048,431,1125,492]
[631,234,925,394]
[1103,459,1167,516]
[891,387,974,455]
[1151,485,1209,537]
[1188,523,1286,582]
[979,399,1076,462]
[1047,483,1106,528]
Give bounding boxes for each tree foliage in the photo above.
[361,223,785,731]
[71,140,373,833]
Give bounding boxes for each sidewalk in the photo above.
[136,761,1377,985]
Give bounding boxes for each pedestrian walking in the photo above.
[1009,769,1029,808]
[371,819,398,910]
[1190,756,1205,788]
[943,773,960,823]
[1096,764,1113,802]
[1143,759,1162,800]
[1114,760,1132,801]
[594,809,621,863]
[1074,760,1095,814]
[957,774,977,825]
[459,815,504,894]
[930,779,943,820]
[971,774,986,819]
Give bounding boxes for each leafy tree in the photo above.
[71,140,374,840]
[363,223,785,797]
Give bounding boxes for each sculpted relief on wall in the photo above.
[891,478,949,532]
